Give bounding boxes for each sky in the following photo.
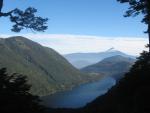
[0,0,148,55]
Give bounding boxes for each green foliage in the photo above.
[0,36,94,96]
[0,68,46,113]
[10,7,48,32]
[117,0,149,25]
[117,0,150,49]
[0,0,48,32]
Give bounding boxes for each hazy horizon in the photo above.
[0,34,148,56]
[1,0,148,56]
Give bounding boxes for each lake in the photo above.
[41,77,116,108]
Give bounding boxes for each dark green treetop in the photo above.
[0,68,47,113]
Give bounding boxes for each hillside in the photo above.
[47,53,150,113]
[81,55,136,80]
[0,36,98,96]
[80,52,150,113]
[64,48,135,69]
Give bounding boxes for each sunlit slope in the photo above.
[0,36,94,96]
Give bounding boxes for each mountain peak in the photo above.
[106,47,117,52]
[6,36,28,40]
[3,36,43,50]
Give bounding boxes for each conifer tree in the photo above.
[0,68,47,113]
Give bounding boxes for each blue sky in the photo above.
[0,0,147,37]
[0,0,148,55]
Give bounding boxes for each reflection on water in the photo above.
[41,77,116,108]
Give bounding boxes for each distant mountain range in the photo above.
[0,36,100,96]
[81,55,136,80]
[64,48,135,69]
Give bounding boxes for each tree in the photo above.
[0,68,47,113]
[117,0,150,51]
[0,1,48,112]
[0,0,48,32]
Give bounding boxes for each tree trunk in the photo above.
[0,0,3,13]
[148,24,150,52]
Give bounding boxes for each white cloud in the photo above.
[0,34,148,56]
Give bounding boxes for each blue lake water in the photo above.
[41,77,116,108]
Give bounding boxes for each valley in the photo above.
[0,0,149,113]
[0,36,137,110]
[41,76,116,108]
[0,36,102,96]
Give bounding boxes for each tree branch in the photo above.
[0,2,48,32]
[0,10,14,17]
[0,0,14,17]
